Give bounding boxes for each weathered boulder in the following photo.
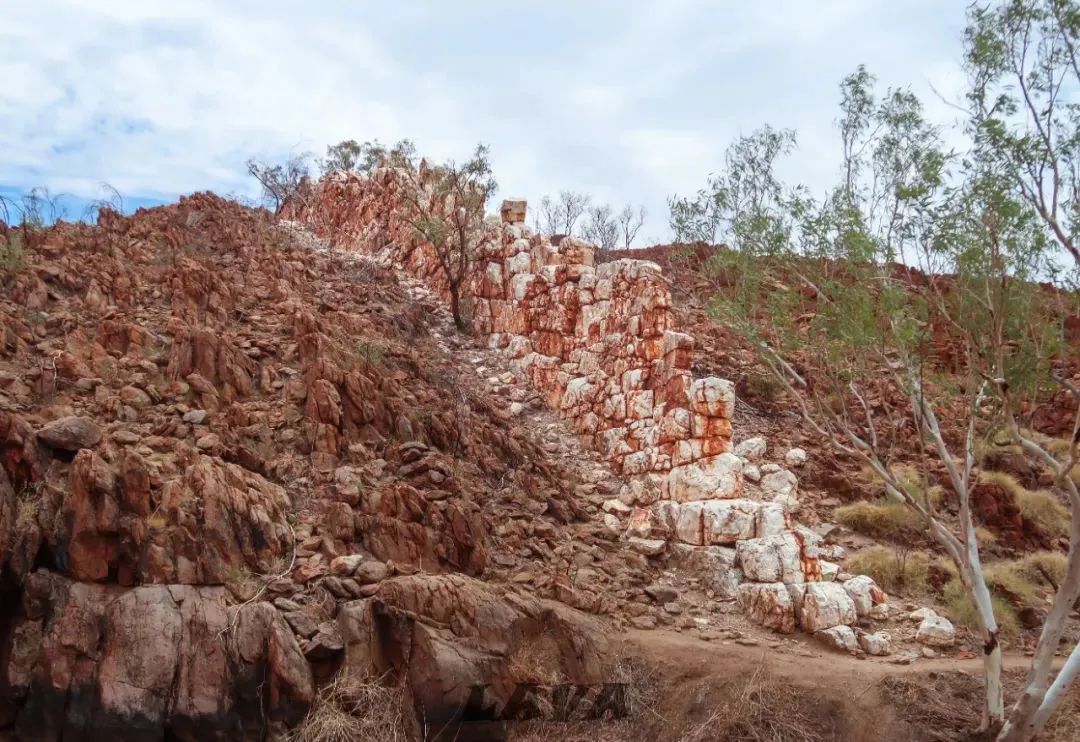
[843,575,887,617]
[337,573,608,737]
[734,436,767,462]
[4,570,312,741]
[855,629,892,656]
[36,416,101,452]
[761,468,798,499]
[673,499,759,545]
[737,582,797,633]
[784,448,807,467]
[815,625,858,653]
[60,451,292,584]
[669,544,742,599]
[736,532,820,584]
[667,453,742,502]
[916,614,956,648]
[801,582,857,632]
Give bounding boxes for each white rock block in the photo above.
[916,615,956,647]
[736,533,817,584]
[755,502,790,538]
[801,582,858,632]
[734,436,768,462]
[843,575,887,618]
[784,447,808,467]
[815,625,859,653]
[761,468,798,499]
[688,377,735,419]
[668,453,742,502]
[855,629,892,656]
[673,500,761,545]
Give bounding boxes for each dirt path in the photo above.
[624,628,1061,680]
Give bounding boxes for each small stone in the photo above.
[627,537,666,556]
[196,433,221,451]
[907,607,938,623]
[630,615,657,630]
[784,448,808,467]
[734,436,767,462]
[329,555,365,577]
[183,409,208,424]
[119,385,152,409]
[353,560,390,584]
[855,629,892,656]
[645,584,678,604]
[742,463,762,482]
[602,499,632,515]
[110,430,140,445]
[284,611,319,639]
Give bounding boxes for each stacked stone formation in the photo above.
[292,181,892,651]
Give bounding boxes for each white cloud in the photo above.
[1,0,970,242]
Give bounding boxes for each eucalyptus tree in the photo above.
[678,64,1077,739]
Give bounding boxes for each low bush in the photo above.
[844,546,932,595]
[834,500,926,542]
[942,578,1020,640]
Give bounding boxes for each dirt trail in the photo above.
[625,628,1061,681]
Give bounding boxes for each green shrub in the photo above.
[1,233,25,275]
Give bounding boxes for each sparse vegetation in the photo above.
[354,339,386,366]
[287,674,406,742]
[845,545,933,594]
[835,500,927,543]
[1,231,25,276]
[396,143,496,331]
[247,154,312,213]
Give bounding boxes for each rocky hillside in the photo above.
[1,183,1078,741]
[0,196,650,739]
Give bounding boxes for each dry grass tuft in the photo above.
[882,670,1080,742]
[834,500,926,542]
[677,665,841,742]
[287,673,406,742]
[844,545,933,595]
[505,637,565,687]
[1015,488,1069,539]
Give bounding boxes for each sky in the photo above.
[1,0,971,242]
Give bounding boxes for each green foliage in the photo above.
[942,551,1065,639]
[978,470,1069,538]
[322,138,416,175]
[965,0,1080,280]
[354,339,385,366]
[398,143,496,331]
[1,231,25,276]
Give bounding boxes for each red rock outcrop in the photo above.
[2,570,312,740]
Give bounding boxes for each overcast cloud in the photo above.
[1,1,970,242]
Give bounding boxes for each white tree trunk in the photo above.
[997,541,1080,741]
